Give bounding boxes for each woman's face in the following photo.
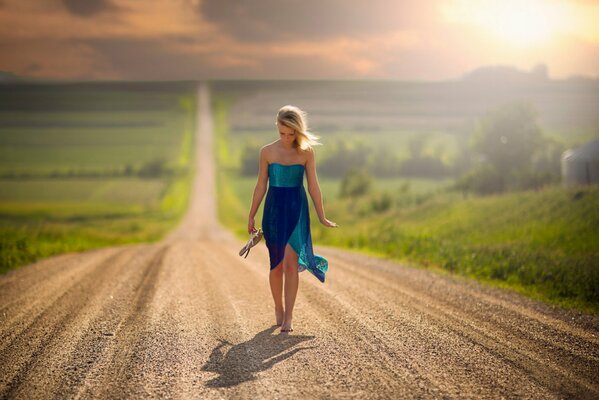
[277,122,296,146]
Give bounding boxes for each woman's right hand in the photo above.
[248,217,256,234]
[320,217,339,228]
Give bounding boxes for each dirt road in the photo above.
[1,83,597,399]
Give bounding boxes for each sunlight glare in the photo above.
[442,0,563,47]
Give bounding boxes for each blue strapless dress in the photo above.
[262,163,328,283]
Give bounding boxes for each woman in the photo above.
[247,105,338,333]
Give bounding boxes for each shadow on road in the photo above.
[201,325,316,387]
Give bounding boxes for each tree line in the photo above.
[239,100,564,196]
[0,159,187,179]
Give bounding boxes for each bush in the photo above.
[455,164,503,195]
[370,191,393,213]
[339,167,373,198]
[471,101,543,176]
[138,158,168,178]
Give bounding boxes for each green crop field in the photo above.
[0,81,197,273]
[0,178,166,205]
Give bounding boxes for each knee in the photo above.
[283,261,298,275]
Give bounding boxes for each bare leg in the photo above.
[269,263,284,325]
[281,244,299,332]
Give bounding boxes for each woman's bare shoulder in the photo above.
[259,142,280,164]
[260,140,278,153]
[302,147,315,163]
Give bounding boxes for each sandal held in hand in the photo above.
[239,228,263,258]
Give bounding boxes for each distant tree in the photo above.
[398,134,451,179]
[138,158,167,178]
[470,102,543,191]
[532,137,565,177]
[320,140,371,178]
[369,146,401,177]
[124,163,134,176]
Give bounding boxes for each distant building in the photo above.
[561,138,599,186]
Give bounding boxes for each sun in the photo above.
[442,0,562,47]
[483,3,553,45]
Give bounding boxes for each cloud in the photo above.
[0,36,119,79]
[0,0,595,80]
[74,35,262,80]
[75,35,371,80]
[200,0,440,42]
[73,36,200,79]
[62,0,120,17]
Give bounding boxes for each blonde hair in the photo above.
[277,105,322,151]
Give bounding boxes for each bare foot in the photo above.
[280,320,293,333]
[275,307,284,326]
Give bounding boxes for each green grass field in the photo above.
[0,82,197,274]
[0,178,166,205]
[312,186,599,313]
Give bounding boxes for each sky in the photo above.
[0,0,597,81]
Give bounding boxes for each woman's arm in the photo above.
[305,148,338,228]
[248,147,269,233]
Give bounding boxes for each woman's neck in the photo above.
[279,140,296,151]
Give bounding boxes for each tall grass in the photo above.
[313,186,599,313]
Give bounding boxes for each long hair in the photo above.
[277,105,322,151]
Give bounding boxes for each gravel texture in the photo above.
[0,83,597,399]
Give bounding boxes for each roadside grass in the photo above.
[313,186,599,314]
[0,167,194,274]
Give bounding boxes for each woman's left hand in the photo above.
[320,218,338,228]
[248,217,257,234]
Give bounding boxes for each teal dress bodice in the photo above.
[268,163,305,187]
